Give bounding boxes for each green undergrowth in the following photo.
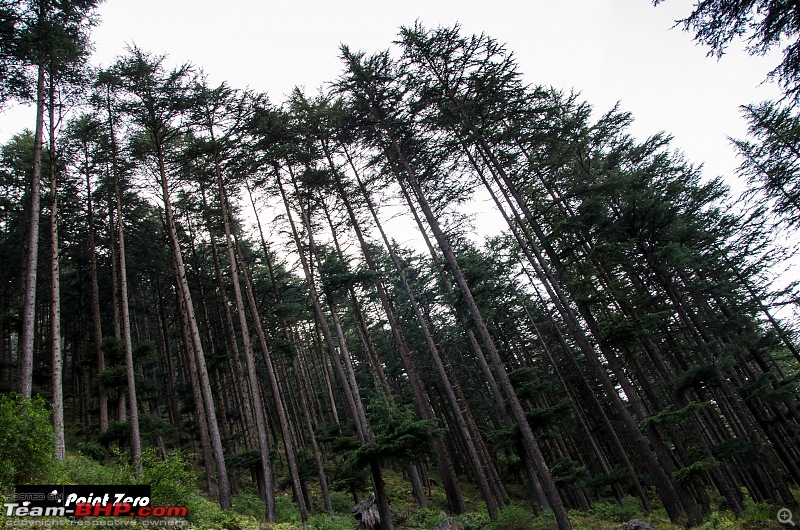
[243,467,792,529]
[0,454,792,530]
[0,449,263,530]
[0,411,792,530]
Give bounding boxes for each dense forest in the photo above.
[2,1,800,529]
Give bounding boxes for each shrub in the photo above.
[138,449,196,507]
[276,494,302,523]
[0,394,55,490]
[489,505,536,530]
[457,511,491,530]
[233,492,266,521]
[185,494,221,527]
[329,490,354,513]
[63,452,131,485]
[405,507,445,528]
[702,512,736,529]
[305,513,358,530]
[590,498,641,523]
[741,500,773,521]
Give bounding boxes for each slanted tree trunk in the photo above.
[48,83,65,460]
[467,147,651,511]
[19,59,47,399]
[318,193,430,510]
[386,130,571,529]
[245,180,334,514]
[155,282,183,444]
[84,132,107,434]
[348,158,499,519]
[202,188,257,450]
[156,143,231,508]
[105,94,142,472]
[472,136,698,524]
[276,169,394,530]
[212,170,280,522]
[172,276,218,499]
[231,226,309,521]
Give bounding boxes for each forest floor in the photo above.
[0,453,789,530]
[230,467,788,530]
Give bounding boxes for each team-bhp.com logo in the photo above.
[4,486,187,518]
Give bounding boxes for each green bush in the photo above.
[489,505,535,530]
[405,507,445,528]
[233,492,266,521]
[457,511,491,530]
[701,512,736,529]
[185,494,222,528]
[63,450,217,528]
[741,500,774,521]
[63,452,131,484]
[0,394,55,490]
[305,513,358,530]
[329,490,355,513]
[590,498,641,523]
[138,449,196,507]
[276,494,302,523]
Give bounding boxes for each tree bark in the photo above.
[48,83,64,460]
[156,143,231,508]
[331,143,467,513]
[19,59,46,399]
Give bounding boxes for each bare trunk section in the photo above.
[467,147,651,511]
[245,181,334,514]
[85,134,107,433]
[211,165,279,522]
[172,276,218,499]
[386,133,571,529]
[48,84,64,460]
[19,61,47,399]
[471,138,695,524]
[156,145,231,508]
[104,93,142,472]
[351,161,499,519]
[202,190,257,451]
[275,170,394,530]
[231,227,309,521]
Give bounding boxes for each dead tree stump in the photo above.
[352,493,381,530]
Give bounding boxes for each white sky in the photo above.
[0,0,783,188]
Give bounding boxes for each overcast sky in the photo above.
[0,0,783,189]
[0,0,786,194]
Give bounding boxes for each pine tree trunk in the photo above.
[387,134,572,529]
[475,139,699,524]
[105,106,142,472]
[155,283,183,444]
[354,165,499,519]
[212,170,280,522]
[231,227,309,521]
[470,150,652,511]
[276,170,394,530]
[156,144,231,509]
[204,204,257,450]
[85,139,107,433]
[48,86,65,460]
[19,61,46,399]
[245,180,334,513]
[173,279,218,499]
[331,144,467,514]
